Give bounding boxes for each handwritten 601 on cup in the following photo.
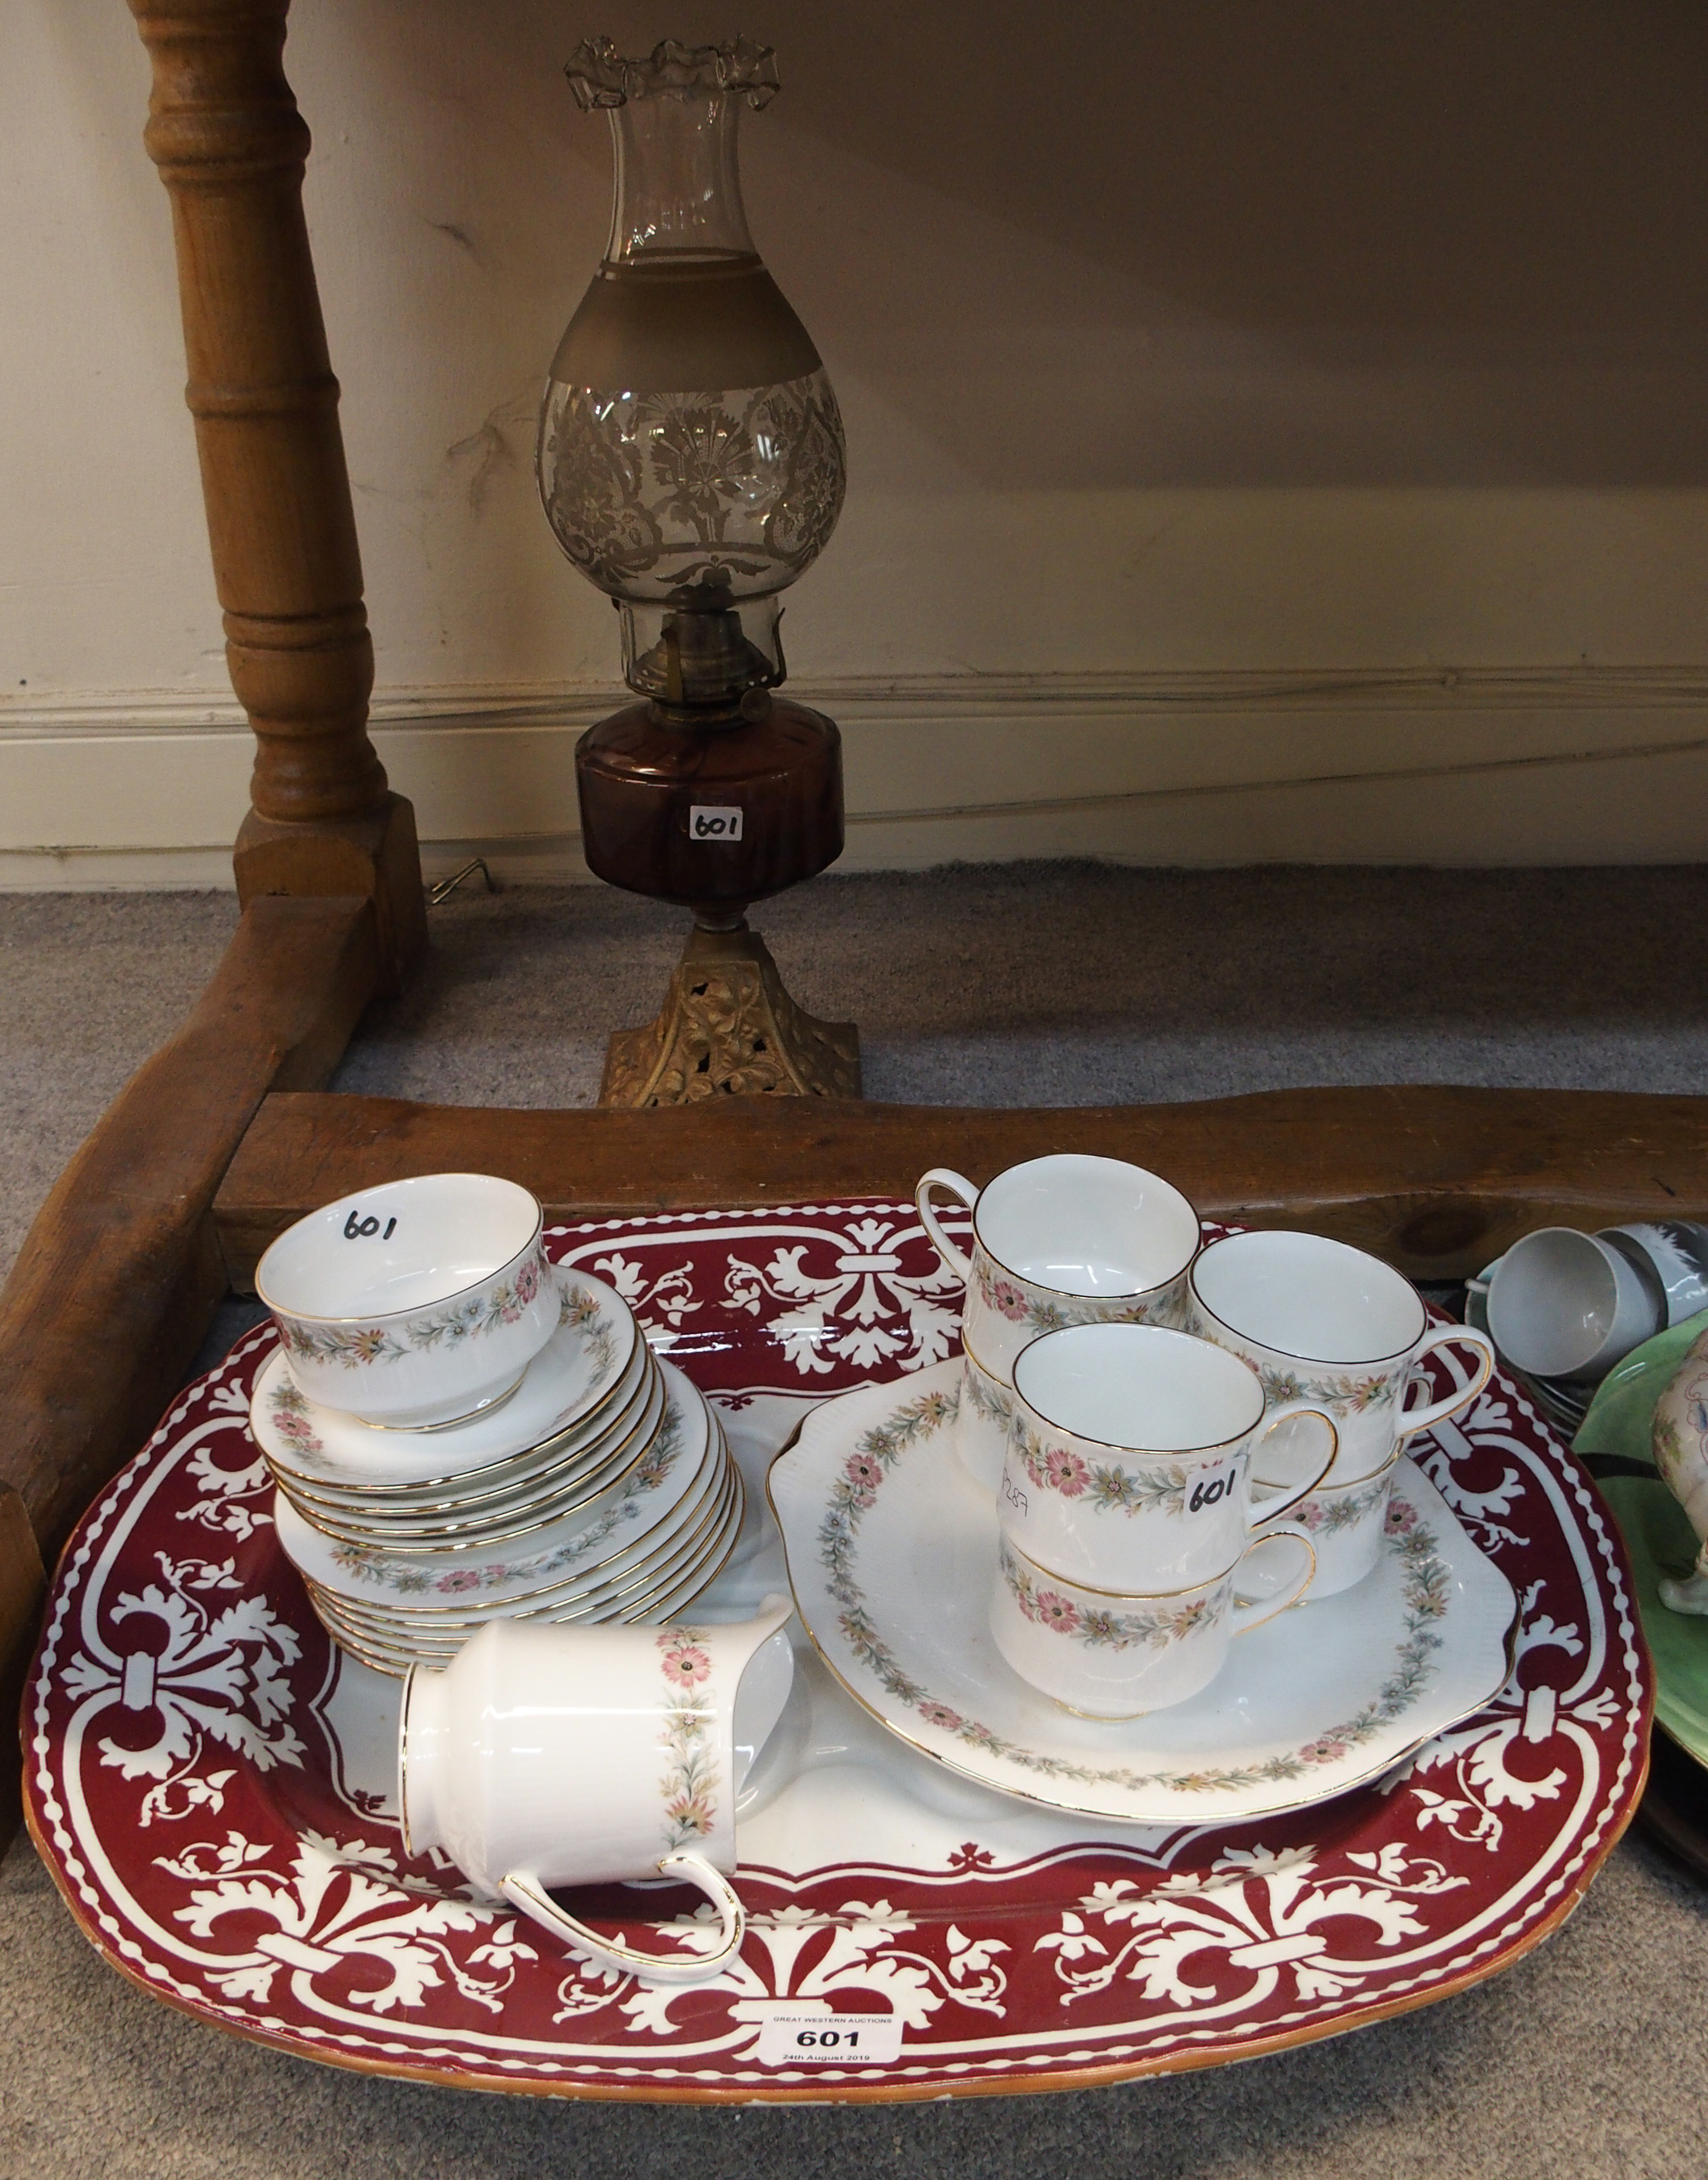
[343,1211,397,1240]
[690,805,743,841]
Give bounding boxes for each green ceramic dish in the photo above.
[1575,1311,1708,1769]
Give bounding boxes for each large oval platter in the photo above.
[25,1205,1649,2103]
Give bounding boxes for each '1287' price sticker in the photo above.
[756,2012,903,2067]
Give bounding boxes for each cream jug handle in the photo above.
[501,1852,745,1986]
[915,1168,978,1282]
[1398,1326,1496,1440]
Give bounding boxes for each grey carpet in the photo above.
[331,862,1708,1115]
[3,863,1706,2180]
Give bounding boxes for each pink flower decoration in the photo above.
[990,1280,1030,1322]
[1299,1738,1349,1765]
[661,1644,712,1688]
[1044,1447,1089,1497]
[1384,1499,1417,1536]
[919,1701,963,1731]
[436,1568,482,1594]
[845,1453,883,1492]
[515,1259,540,1306]
[665,1791,715,1836]
[1035,1590,1081,1635]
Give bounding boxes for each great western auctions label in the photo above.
[755,2012,903,2067]
[689,805,743,841]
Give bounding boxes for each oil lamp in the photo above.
[539,36,858,1103]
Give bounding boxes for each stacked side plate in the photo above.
[250,1269,739,1675]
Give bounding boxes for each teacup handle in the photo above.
[915,1168,978,1282]
[1398,1325,1496,1440]
[500,1852,745,1987]
[1248,1400,1338,1518]
[1228,1524,1316,1634]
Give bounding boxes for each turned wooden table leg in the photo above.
[127,0,426,986]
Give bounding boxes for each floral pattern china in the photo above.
[249,1271,636,1492]
[1011,1417,1198,1517]
[999,1542,1227,1653]
[272,1247,551,1371]
[655,1628,723,1850]
[977,1259,1183,1341]
[771,1361,1518,1824]
[273,1366,707,1602]
[24,1202,1650,2102]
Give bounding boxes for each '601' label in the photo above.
[1188,1462,1238,1512]
[690,805,743,841]
[755,2012,902,2066]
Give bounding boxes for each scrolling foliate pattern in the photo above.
[21,1219,1652,2100]
[540,372,846,600]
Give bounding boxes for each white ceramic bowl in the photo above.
[256,1174,559,1426]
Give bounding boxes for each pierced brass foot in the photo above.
[599,922,861,1106]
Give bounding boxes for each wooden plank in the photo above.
[216,1085,1708,1288]
[0,897,380,1558]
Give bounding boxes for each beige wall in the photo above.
[4,0,1707,881]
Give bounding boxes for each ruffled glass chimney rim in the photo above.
[565,35,781,113]
[538,34,846,711]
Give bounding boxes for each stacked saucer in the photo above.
[249,1177,739,1675]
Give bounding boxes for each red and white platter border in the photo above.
[24,1204,1651,2102]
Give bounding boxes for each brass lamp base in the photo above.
[599,922,861,1106]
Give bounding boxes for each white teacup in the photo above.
[958,1340,1018,1490]
[916,1156,1201,1490]
[1000,1322,1336,1592]
[1187,1229,1496,1486]
[989,1525,1315,1718]
[399,1598,794,1984]
[1486,1226,1667,1383]
[1258,1446,1405,1598]
[257,1174,562,1428]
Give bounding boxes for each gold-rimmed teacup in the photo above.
[987,1525,1315,1718]
[956,1336,1017,1491]
[1001,1322,1336,1594]
[1254,1444,1408,1599]
[258,1175,560,1428]
[916,1155,1200,1491]
[915,1156,1201,1377]
[1187,1229,1496,1487]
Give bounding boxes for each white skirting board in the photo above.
[1,667,1706,889]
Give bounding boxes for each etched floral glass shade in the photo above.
[538,37,846,710]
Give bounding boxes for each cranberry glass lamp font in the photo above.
[539,37,857,1104]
